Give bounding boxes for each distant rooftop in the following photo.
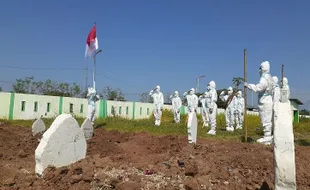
[290,98,303,105]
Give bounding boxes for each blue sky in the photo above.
[0,0,309,106]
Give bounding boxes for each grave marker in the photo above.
[35,114,87,176]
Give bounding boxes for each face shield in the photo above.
[155,86,160,92]
[189,88,195,95]
[207,84,212,91]
[259,66,263,76]
[237,92,242,98]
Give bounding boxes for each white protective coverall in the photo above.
[149,85,164,126]
[234,91,244,130]
[206,81,218,135]
[272,76,280,104]
[199,92,210,127]
[170,91,182,123]
[183,88,198,113]
[282,77,290,102]
[245,61,273,145]
[183,88,198,143]
[87,87,100,125]
[219,87,237,132]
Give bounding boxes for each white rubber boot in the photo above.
[236,124,242,130]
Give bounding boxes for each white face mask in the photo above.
[190,91,194,95]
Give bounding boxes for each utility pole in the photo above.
[196,75,205,93]
[252,91,254,107]
[244,49,248,142]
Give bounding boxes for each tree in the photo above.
[139,92,152,103]
[12,76,82,97]
[12,76,36,94]
[232,77,244,91]
[103,86,125,101]
[216,89,227,109]
[0,87,2,92]
[164,93,171,104]
[300,109,310,115]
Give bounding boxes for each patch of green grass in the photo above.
[93,110,263,142]
[0,116,85,128]
[1,109,310,145]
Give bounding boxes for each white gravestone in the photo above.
[35,114,87,177]
[32,118,46,136]
[273,102,296,190]
[81,118,93,140]
[187,112,198,144]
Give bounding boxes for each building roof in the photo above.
[290,99,303,105]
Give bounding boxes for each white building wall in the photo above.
[0,93,11,119]
[0,92,259,120]
[13,93,59,120]
[62,97,88,117]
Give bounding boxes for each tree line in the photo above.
[2,76,125,101]
[1,76,245,109]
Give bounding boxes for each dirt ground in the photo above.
[0,123,310,190]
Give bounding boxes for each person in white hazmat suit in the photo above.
[199,92,210,127]
[183,88,198,113]
[272,76,281,104]
[244,61,273,145]
[271,76,281,134]
[234,91,244,130]
[281,77,290,102]
[205,81,218,135]
[149,85,164,126]
[219,87,237,132]
[169,91,182,123]
[183,88,198,143]
[86,87,100,125]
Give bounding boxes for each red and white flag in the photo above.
[85,24,98,58]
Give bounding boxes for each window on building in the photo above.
[119,107,122,114]
[34,101,38,112]
[126,106,129,115]
[111,106,114,114]
[140,107,142,115]
[70,103,74,113]
[47,103,50,112]
[21,101,26,111]
[147,108,149,115]
[80,104,83,113]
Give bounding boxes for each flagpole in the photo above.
[93,50,102,89]
[85,59,88,92]
[93,54,96,89]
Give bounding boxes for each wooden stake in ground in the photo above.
[243,49,248,142]
[281,64,284,88]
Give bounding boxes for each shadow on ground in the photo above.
[257,181,273,190]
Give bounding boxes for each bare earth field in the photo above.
[1,123,310,190]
